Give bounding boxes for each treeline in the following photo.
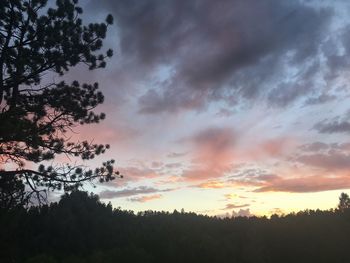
[1,191,350,263]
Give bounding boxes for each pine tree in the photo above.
[0,0,119,208]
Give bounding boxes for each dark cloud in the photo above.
[88,0,336,114]
[313,110,350,134]
[99,186,173,199]
[323,25,350,80]
[314,119,350,134]
[223,203,250,210]
[304,93,337,106]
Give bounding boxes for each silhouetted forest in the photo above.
[1,191,350,263]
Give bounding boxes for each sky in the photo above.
[59,0,350,217]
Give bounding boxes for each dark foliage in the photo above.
[1,191,350,263]
[0,0,119,208]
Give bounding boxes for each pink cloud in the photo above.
[246,137,297,159]
[73,123,139,144]
[254,174,350,193]
[180,127,299,183]
[128,194,163,202]
[119,166,159,182]
[181,127,237,180]
[296,152,350,171]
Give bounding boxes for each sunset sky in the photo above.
[59,0,350,216]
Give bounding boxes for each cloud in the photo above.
[216,108,236,118]
[224,193,248,200]
[193,173,350,193]
[290,141,350,172]
[118,166,159,182]
[236,141,350,193]
[103,163,170,187]
[192,168,280,190]
[186,144,350,192]
[151,161,164,168]
[252,137,296,158]
[232,208,253,217]
[167,152,188,158]
[296,152,350,170]
[99,186,173,199]
[254,175,350,193]
[187,127,236,153]
[304,93,337,106]
[220,153,350,192]
[313,110,350,134]
[196,181,227,189]
[217,161,350,193]
[299,142,329,152]
[314,119,350,134]
[87,0,336,114]
[164,163,182,169]
[223,203,250,210]
[128,194,163,202]
[229,168,278,183]
[181,127,236,180]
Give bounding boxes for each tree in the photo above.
[337,192,350,212]
[0,0,120,208]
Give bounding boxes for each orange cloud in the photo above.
[194,177,263,189]
[196,181,227,189]
[224,193,248,200]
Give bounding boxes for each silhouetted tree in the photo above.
[0,0,119,208]
[338,192,350,212]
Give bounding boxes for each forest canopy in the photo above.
[1,190,350,263]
